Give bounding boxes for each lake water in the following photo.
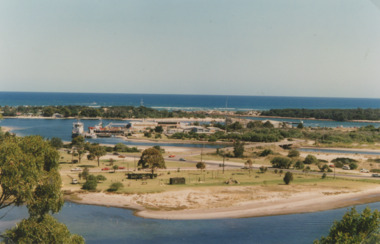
[1,202,380,243]
[0,118,224,148]
[299,148,380,156]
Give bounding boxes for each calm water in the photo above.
[245,116,380,128]
[0,118,223,148]
[1,92,380,110]
[299,148,380,156]
[1,202,380,243]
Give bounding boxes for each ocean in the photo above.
[1,91,380,110]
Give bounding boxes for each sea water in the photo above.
[1,91,380,110]
[1,202,380,244]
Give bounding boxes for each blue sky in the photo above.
[1,0,380,98]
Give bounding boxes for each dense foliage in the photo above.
[0,105,214,119]
[261,108,380,121]
[138,148,166,173]
[0,135,83,242]
[314,207,380,244]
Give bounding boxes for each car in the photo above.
[372,173,380,177]
[179,158,186,161]
[360,168,369,173]
[71,179,78,184]
[102,167,110,171]
[342,165,350,170]
[113,152,120,155]
[118,166,125,169]
[70,167,82,172]
[169,155,175,158]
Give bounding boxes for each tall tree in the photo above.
[0,135,83,242]
[233,140,244,158]
[71,135,85,164]
[89,144,107,167]
[314,207,380,244]
[138,148,166,174]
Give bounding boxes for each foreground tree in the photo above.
[314,207,380,244]
[138,148,166,174]
[2,215,84,244]
[0,135,83,242]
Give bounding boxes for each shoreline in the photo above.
[65,184,380,220]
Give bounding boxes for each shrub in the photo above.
[108,182,124,192]
[349,162,358,170]
[260,149,273,157]
[96,175,107,182]
[283,172,293,185]
[304,155,318,164]
[288,150,300,158]
[271,157,292,169]
[294,160,304,169]
[321,173,327,179]
[82,175,97,191]
[259,166,268,173]
[331,157,357,164]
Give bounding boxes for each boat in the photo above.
[72,121,84,138]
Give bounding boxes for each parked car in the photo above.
[102,167,110,171]
[70,167,82,172]
[360,168,369,173]
[118,166,125,169]
[179,158,186,161]
[372,173,380,177]
[342,165,350,170]
[71,179,78,184]
[169,155,175,158]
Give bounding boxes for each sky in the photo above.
[1,0,380,98]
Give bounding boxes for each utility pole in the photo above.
[223,155,225,174]
[134,156,136,171]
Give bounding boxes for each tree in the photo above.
[2,214,84,244]
[314,207,380,244]
[288,149,300,158]
[89,144,106,167]
[297,123,304,129]
[108,182,124,192]
[283,172,293,185]
[259,166,268,173]
[294,160,305,169]
[81,167,90,180]
[263,121,274,128]
[196,162,206,171]
[50,137,63,149]
[96,175,107,182]
[82,175,97,191]
[71,135,86,164]
[271,157,292,169]
[245,159,253,170]
[304,154,318,164]
[233,140,244,158]
[138,148,166,174]
[113,165,119,173]
[154,126,163,133]
[0,135,83,242]
[259,149,273,157]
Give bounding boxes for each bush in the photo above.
[288,149,300,158]
[294,160,304,169]
[108,182,124,192]
[304,155,318,164]
[96,175,107,182]
[259,166,268,173]
[370,169,380,173]
[321,173,327,179]
[334,161,344,168]
[332,157,357,164]
[349,162,358,170]
[283,172,293,185]
[260,149,273,157]
[82,175,97,191]
[271,157,292,169]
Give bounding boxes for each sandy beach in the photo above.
[66,183,380,220]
